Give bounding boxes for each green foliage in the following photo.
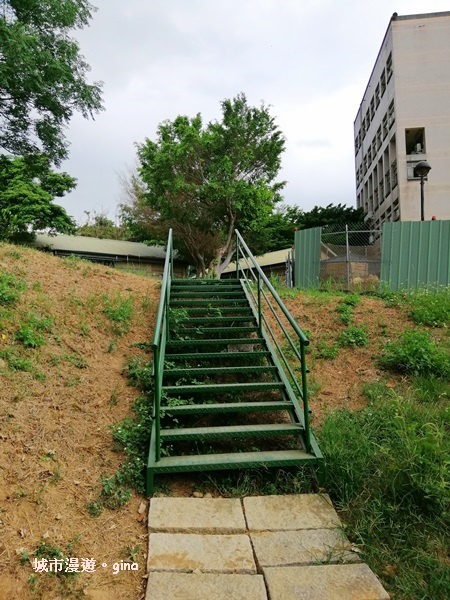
[0,155,76,242]
[0,0,103,164]
[379,329,450,377]
[405,288,450,328]
[132,92,286,276]
[320,388,450,599]
[335,303,353,325]
[203,467,313,498]
[77,210,125,240]
[103,293,133,335]
[15,314,53,348]
[0,270,26,304]
[251,203,366,253]
[338,325,369,347]
[314,340,339,360]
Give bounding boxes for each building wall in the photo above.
[354,12,450,226]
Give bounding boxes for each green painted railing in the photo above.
[151,229,173,462]
[235,230,311,451]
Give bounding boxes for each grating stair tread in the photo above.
[172,279,239,286]
[171,291,245,298]
[165,350,271,361]
[166,337,264,348]
[174,326,259,335]
[163,381,284,394]
[170,299,248,306]
[180,316,255,324]
[160,423,303,442]
[150,449,316,473]
[164,365,277,377]
[160,401,293,415]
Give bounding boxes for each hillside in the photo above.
[0,244,448,599]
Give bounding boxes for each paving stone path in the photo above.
[145,494,389,600]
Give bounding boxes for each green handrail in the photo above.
[235,230,311,451]
[151,229,173,462]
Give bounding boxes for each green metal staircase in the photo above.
[146,230,323,495]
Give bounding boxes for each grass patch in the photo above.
[0,271,26,305]
[103,293,133,335]
[379,329,449,377]
[320,384,450,599]
[338,325,369,347]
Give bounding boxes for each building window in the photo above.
[391,160,398,188]
[386,53,393,82]
[376,127,382,150]
[375,84,380,107]
[382,113,388,139]
[370,97,375,120]
[388,100,395,128]
[405,127,425,154]
[380,71,386,96]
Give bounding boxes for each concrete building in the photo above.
[354,11,450,226]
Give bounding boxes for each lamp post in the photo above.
[414,160,432,221]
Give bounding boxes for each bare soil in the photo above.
[0,245,422,598]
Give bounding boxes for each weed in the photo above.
[338,326,369,348]
[315,340,340,360]
[86,501,103,517]
[107,339,117,353]
[109,384,120,407]
[5,249,22,259]
[65,353,87,369]
[32,282,42,291]
[0,271,26,305]
[103,293,133,335]
[1,348,33,372]
[413,376,450,403]
[379,329,449,377]
[342,293,360,307]
[15,314,53,348]
[320,388,450,599]
[66,376,82,387]
[335,303,353,325]
[405,287,450,328]
[203,466,313,497]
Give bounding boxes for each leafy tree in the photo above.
[0,0,103,164]
[0,154,76,242]
[77,210,125,239]
[134,93,286,277]
[253,203,366,253]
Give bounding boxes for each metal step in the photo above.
[171,285,242,293]
[171,279,240,286]
[149,449,316,473]
[171,291,244,298]
[164,365,277,377]
[163,382,284,394]
[160,423,303,442]
[166,338,264,348]
[174,326,259,336]
[180,316,255,324]
[175,307,253,314]
[170,299,248,306]
[160,401,293,415]
[165,351,271,361]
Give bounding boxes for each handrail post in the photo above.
[299,341,311,453]
[235,235,240,279]
[153,345,161,461]
[257,271,262,334]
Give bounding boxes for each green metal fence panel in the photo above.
[294,227,321,289]
[381,221,450,290]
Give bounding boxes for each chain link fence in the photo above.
[319,223,382,291]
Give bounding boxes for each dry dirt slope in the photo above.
[0,243,427,599]
[0,244,160,599]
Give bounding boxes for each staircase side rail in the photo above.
[235,230,311,451]
[151,229,173,462]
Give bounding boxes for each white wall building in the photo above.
[354,11,450,226]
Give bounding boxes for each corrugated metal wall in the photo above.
[381,221,450,290]
[294,227,321,288]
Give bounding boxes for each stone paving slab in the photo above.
[145,572,268,600]
[264,564,390,600]
[148,497,246,533]
[243,494,340,531]
[147,533,257,574]
[250,528,360,567]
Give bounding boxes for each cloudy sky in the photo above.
[62,0,450,225]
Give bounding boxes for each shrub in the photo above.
[405,288,450,328]
[338,325,369,347]
[379,329,449,378]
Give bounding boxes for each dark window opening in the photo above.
[405,128,425,154]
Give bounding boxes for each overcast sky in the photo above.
[61,0,450,225]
